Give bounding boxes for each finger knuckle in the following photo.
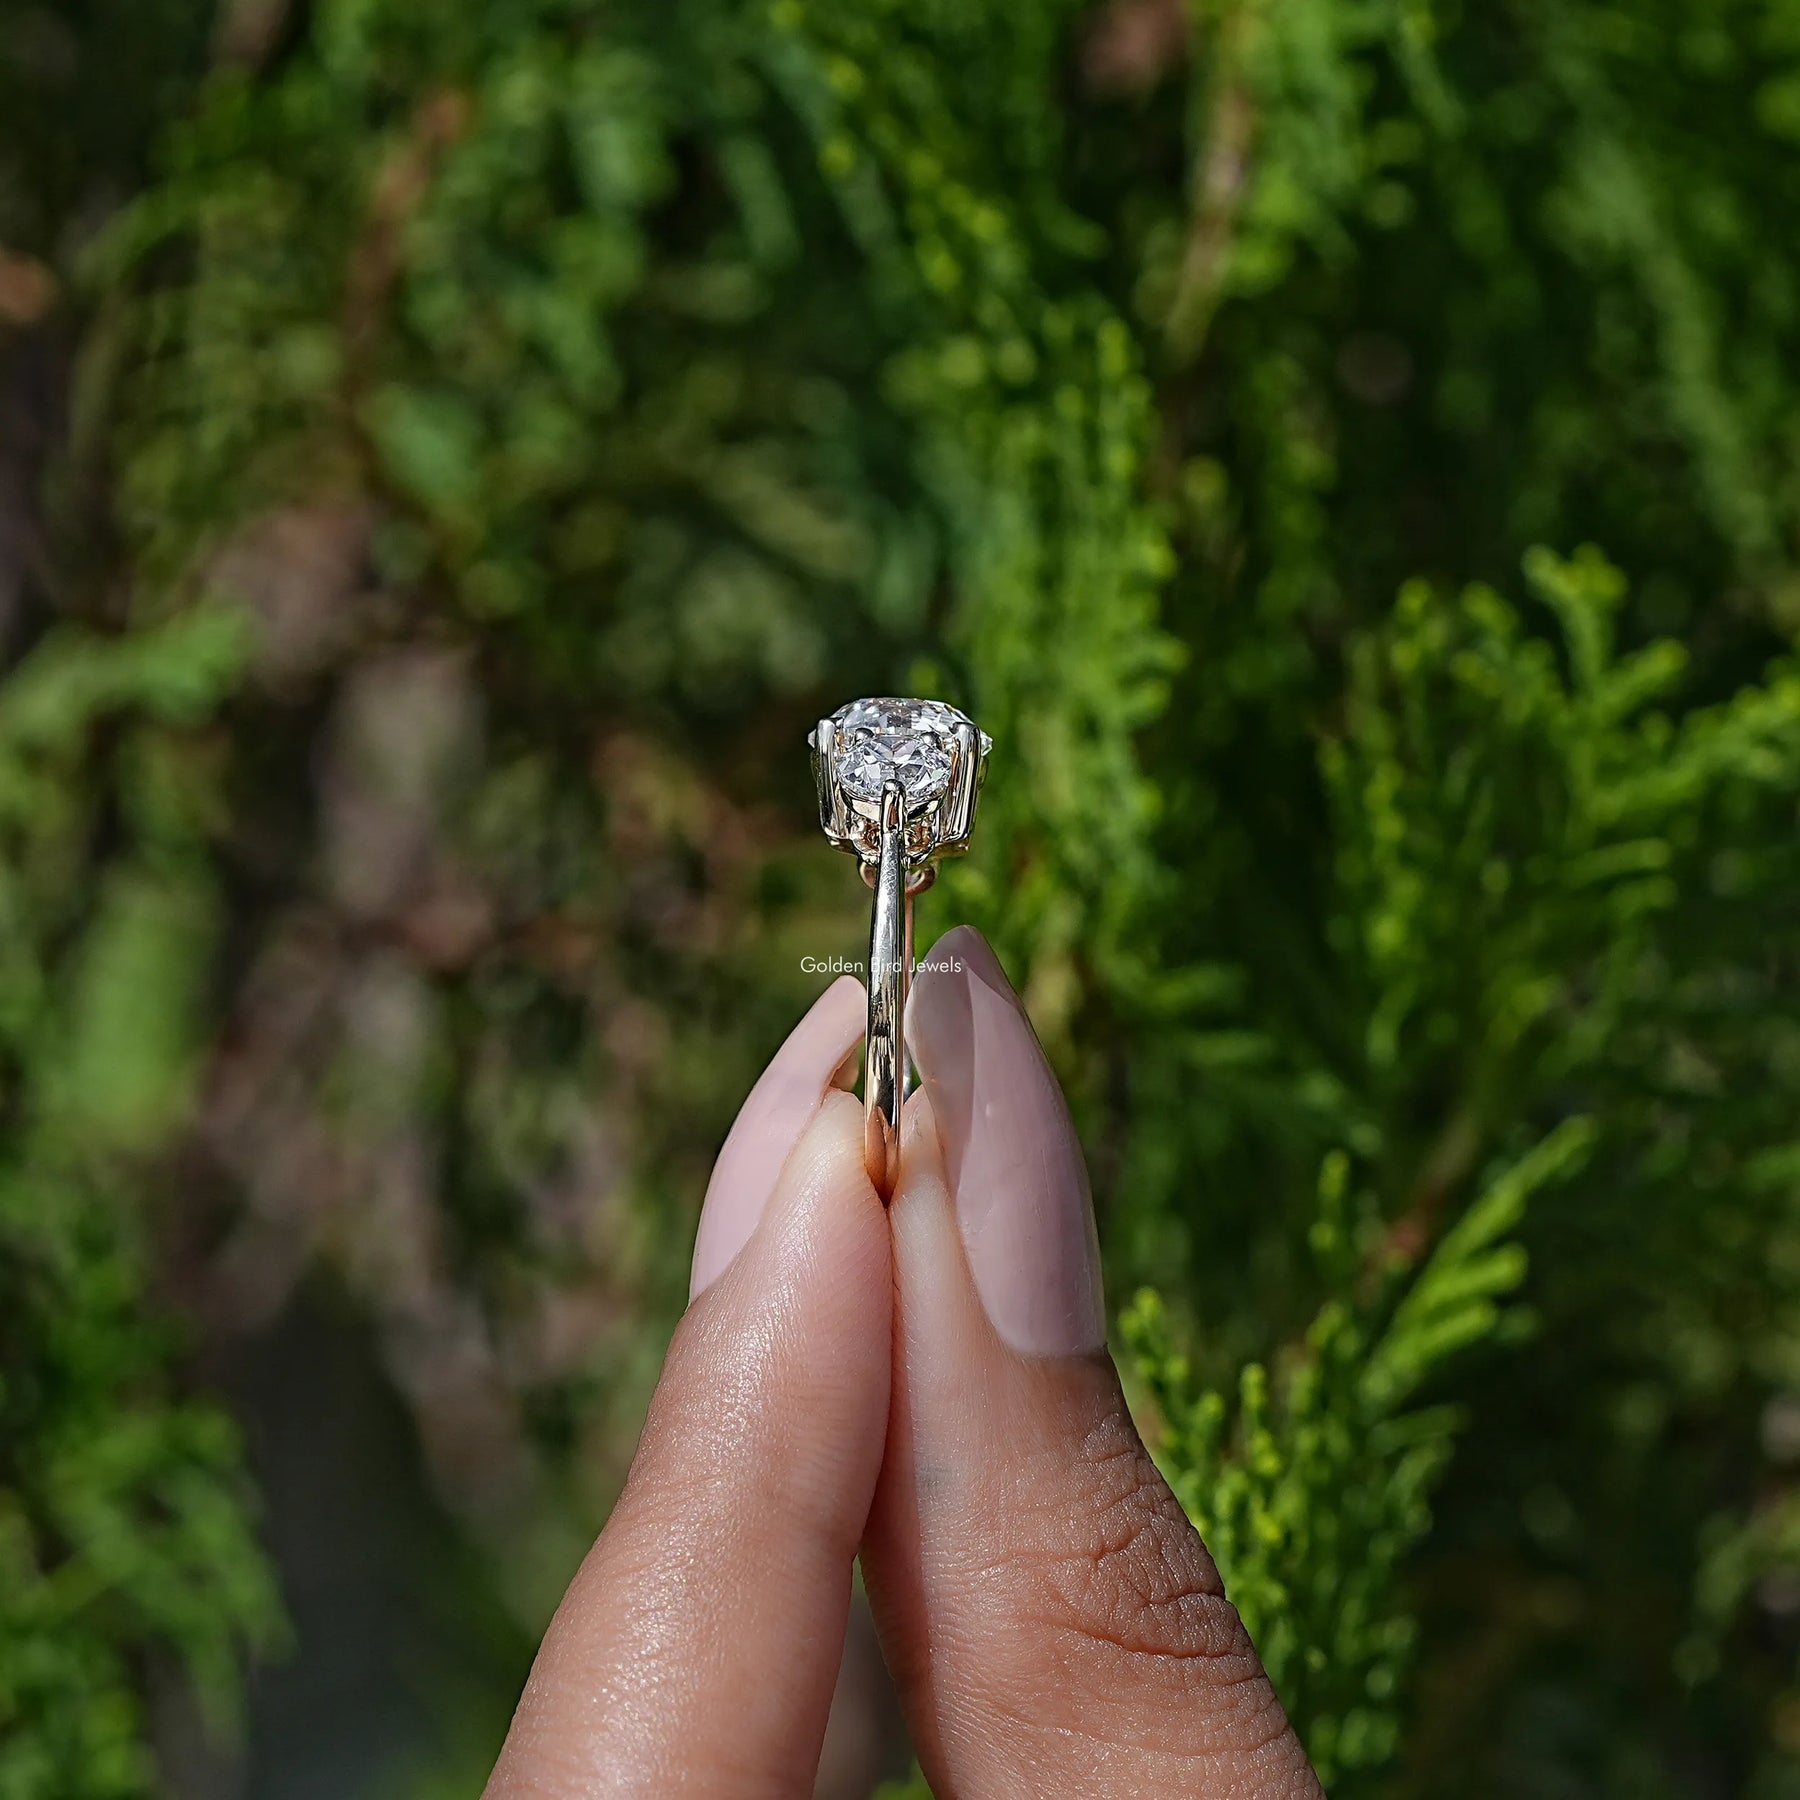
[993,1408,1283,1737]
[1059,1413,1250,1663]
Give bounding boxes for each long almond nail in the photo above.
[690,975,865,1299]
[906,926,1105,1356]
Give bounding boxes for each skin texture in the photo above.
[484,932,1323,1798]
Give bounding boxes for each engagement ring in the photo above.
[810,697,991,1199]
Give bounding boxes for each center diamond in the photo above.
[832,697,985,804]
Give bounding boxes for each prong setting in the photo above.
[808,696,990,870]
[813,714,851,841]
[945,718,982,845]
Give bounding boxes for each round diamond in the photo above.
[831,697,982,804]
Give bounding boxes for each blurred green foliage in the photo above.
[9,0,1800,1792]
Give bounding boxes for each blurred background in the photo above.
[7,0,1800,1794]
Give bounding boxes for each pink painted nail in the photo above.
[907,926,1106,1356]
[689,975,866,1299]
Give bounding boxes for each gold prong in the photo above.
[945,718,982,844]
[814,716,851,842]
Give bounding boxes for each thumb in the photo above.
[862,928,1320,1799]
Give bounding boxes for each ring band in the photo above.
[811,698,991,1200]
[863,782,908,1196]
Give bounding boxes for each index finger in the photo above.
[485,980,888,1799]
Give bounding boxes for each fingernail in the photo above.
[907,926,1105,1356]
[690,975,865,1299]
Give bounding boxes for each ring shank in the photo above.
[864,782,909,1200]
